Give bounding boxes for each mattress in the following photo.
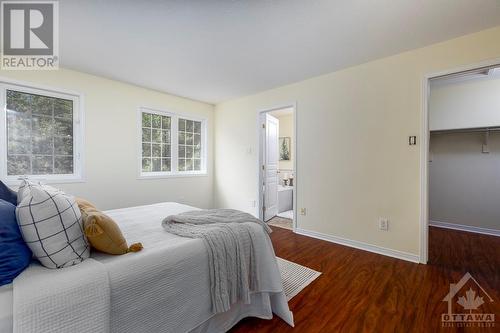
[7,202,292,332]
[0,284,13,333]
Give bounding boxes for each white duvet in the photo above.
[11,202,293,333]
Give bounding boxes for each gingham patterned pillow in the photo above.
[16,181,90,269]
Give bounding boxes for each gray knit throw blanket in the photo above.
[161,209,272,313]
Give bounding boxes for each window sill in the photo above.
[3,176,86,187]
[137,172,208,180]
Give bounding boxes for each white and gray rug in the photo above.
[277,257,321,301]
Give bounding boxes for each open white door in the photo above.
[263,113,279,221]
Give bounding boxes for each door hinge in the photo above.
[262,123,266,129]
[262,165,265,170]
[263,206,266,212]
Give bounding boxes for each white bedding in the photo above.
[13,259,110,333]
[8,202,293,333]
[0,284,13,333]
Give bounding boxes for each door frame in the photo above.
[257,102,297,231]
[420,58,500,264]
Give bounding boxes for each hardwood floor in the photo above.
[428,226,500,285]
[230,226,499,332]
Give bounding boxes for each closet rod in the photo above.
[431,127,500,135]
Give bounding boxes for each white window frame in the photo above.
[0,78,85,185]
[137,107,207,178]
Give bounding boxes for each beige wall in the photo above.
[0,69,214,210]
[430,76,500,131]
[429,132,500,231]
[276,114,294,171]
[214,26,500,257]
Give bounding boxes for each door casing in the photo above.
[257,103,297,230]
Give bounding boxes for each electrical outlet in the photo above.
[379,218,389,231]
[300,208,306,215]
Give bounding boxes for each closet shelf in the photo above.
[431,126,500,135]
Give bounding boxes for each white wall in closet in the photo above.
[430,75,500,131]
[429,73,500,232]
[429,132,500,231]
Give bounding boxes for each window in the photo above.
[0,83,83,183]
[178,118,202,172]
[141,112,172,172]
[139,108,206,177]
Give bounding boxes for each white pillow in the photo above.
[16,181,90,269]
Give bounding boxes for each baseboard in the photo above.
[294,228,420,263]
[429,220,500,237]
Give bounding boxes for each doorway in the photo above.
[422,62,500,278]
[258,105,296,231]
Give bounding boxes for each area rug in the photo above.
[277,257,321,301]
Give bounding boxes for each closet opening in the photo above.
[424,63,500,281]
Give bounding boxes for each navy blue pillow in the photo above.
[0,181,17,205]
[0,199,32,286]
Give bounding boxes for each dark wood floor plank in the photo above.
[230,226,500,332]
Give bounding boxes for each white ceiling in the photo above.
[59,0,500,104]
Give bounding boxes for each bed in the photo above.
[1,202,293,333]
[0,283,12,332]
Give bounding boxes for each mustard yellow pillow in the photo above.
[76,198,143,255]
